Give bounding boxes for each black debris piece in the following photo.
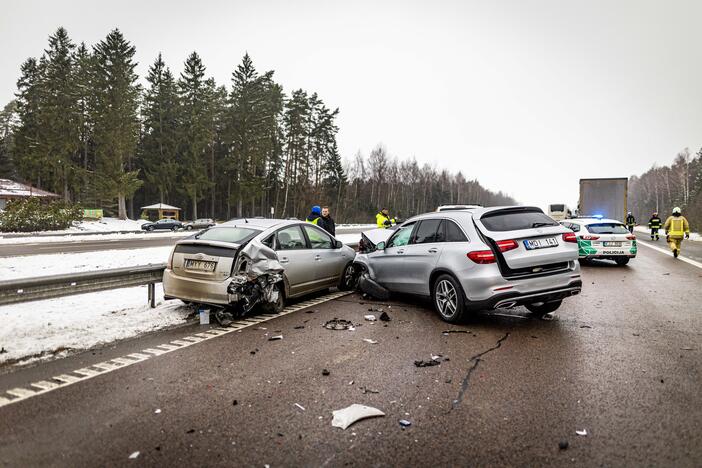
[232,400,238,406]
[559,440,569,450]
[155,446,161,451]
[186,429,195,434]
[368,307,383,312]
[660,379,664,383]
[0,347,6,354]
[322,369,330,376]
[323,318,354,330]
[305,309,316,314]
[294,325,305,329]
[277,433,284,437]
[360,386,379,394]
[445,378,452,384]
[580,325,592,329]
[442,330,469,335]
[268,335,283,341]
[379,312,391,322]
[414,359,441,368]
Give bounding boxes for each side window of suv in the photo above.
[444,220,468,242]
[387,223,415,248]
[276,225,307,250]
[412,219,443,244]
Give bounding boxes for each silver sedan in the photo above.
[353,207,582,322]
[163,218,356,310]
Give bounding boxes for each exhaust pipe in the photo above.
[495,300,517,309]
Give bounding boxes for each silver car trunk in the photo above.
[475,208,576,270]
[171,240,241,281]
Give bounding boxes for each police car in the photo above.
[559,217,637,265]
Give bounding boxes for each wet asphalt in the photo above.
[0,245,700,467]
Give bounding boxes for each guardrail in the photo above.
[0,241,360,308]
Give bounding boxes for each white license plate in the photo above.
[603,241,621,247]
[524,237,558,250]
[184,259,217,271]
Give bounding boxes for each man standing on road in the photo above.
[306,205,321,225]
[663,207,690,258]
[626,212,636,233]
[318,206,336,236]
[648,212,662,240]
[376,208,396,229]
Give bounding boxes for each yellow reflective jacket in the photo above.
[663,215,689,238]
[376,212,395,228]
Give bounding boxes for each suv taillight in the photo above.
[467,250,496,264]
[626,235,636,240]
[496,239,519,252]
[562,232,577,243]
[581,235,599,240]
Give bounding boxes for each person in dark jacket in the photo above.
[625,212,636,233]
[306,205,321,225]
[319,206,336,236]
[648,212,662,240]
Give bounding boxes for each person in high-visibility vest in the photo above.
[306,205,321,225]
[648,212,662,240]
[663,207,690,258]
[375,208,396,229]
[625,212,636,234]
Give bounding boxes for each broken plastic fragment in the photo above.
[399,419,412,428]
[379,311,391,321]
[363,339,378,344]
[294,403,306,411]
[154,409,161,414]
[323,319,354,330]
[268,335,283,341]
[129,451,140,459]
[364,315,376,321]
[331,404,385,430]
[576,429,587,436]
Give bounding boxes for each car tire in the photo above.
[186,225,193,231]
[525,300,562,315]
[171,226,178,231]
[339,263,358,291]
[432,274,465,323]
[615,257,629,266]
[261,283,285,314]
[146,226,154,232]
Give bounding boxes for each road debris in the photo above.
[379,311,391,322]
[580,325,592,329]
[294,403,306,411]
[442,330,469,335]
[331,404,385,430]
[129,451,140,459]
[268,335,283,341]
[414,358,441,367]
[322,369,330,376]
[154,409,161,414]
[0,347,7,354]
[681,347,695,351]
[364,314,377,321]
[363,338,379,344]
[323,318,354,330]
[399,419,412,428]
[368,307,384,312]
[360,386,379,394]
[294,325,305,329]
[575,429,588,436]
[559,440,569,450]
[232,400,238,406]
[541,313,556,321]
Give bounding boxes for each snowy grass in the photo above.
[0,284,192,366]
[634,225,700,242]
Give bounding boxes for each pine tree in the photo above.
[14,57,45,187]
[91,29,142,219]
[141,53,180,204]
[73,42,94,201]
[0,100,18,179]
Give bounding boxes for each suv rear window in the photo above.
[196,227,260,244]
[480,209,558,232]
[586,223,629,234]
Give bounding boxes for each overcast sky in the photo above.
[2,0,701,211]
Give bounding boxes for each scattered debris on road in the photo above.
[0,347,6,354]
[268,335,283,341]
[129,451,140,459]
[399,419,412,428]
[541,313,556,321]
[363,338,378,344]
[442,330,469,335]
[414,356,441,368]
[367,307,383,312]
[331,404,385,430]
[364,314,376,321]
[576,429,588,436]
[232,400,238,406]
[580,325,592,329]
[559,440,569,450]
[323,318,354,330]
[360,386,379,394]
[322,369,330,376]
[681,347,695,351]
[294,403,306,411]
[154,409,161,414]
[294,325,304,329]
[379,311,391,322]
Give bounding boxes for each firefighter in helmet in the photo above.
[663,207,690,258]
[648,212,662,241]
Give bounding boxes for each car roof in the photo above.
[218,218,299,230]
[406,210,476,224]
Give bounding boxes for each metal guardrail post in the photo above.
[147,283,156,308]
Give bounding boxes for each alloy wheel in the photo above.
[435,279,457,318]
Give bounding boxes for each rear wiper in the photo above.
[531,222,556,228]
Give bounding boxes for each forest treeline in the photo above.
[628,147,702,228]
[0,27,515,222]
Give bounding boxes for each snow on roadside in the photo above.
[634,225,701,242]
[0,230,192,245]
[0,246,172,280]
[0,284,192,365]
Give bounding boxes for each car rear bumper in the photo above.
[464,279,582,311]
[163,268,232,306]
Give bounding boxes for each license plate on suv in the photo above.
[603,241,621,247]
[184,259,217,271]
[524,237,558,250]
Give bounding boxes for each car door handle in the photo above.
[279,257,289,264]
[428,248,438,253]
[397,249,404,254]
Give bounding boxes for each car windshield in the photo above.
[586,223,629,234]
[480,209,558,231]
[196,227,260,244]
[550,204,565,211]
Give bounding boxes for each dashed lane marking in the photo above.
[0,290,352,409]
[637,240,702,269]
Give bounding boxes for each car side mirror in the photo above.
[376,241,386,250]
[335,240,343,249]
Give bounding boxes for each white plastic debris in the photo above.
[268,335,283,341]
[363,339,378,344]
[154,409,161,414]
[331,404,385,430]
[129,451,140,459]
[576,429,588,436]
[294,403,306,411]
[364,315,376,321]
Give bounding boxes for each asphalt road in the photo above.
[0,245,700,466]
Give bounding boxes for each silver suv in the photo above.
[353,206,582,322]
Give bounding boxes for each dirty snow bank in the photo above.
[0,284,191,365]
[634,226,700,242]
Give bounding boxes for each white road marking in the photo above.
[637,240,702,269]
[0,290,352,409]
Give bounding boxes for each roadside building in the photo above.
[0,178,60,211]
[140,203,181,221]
